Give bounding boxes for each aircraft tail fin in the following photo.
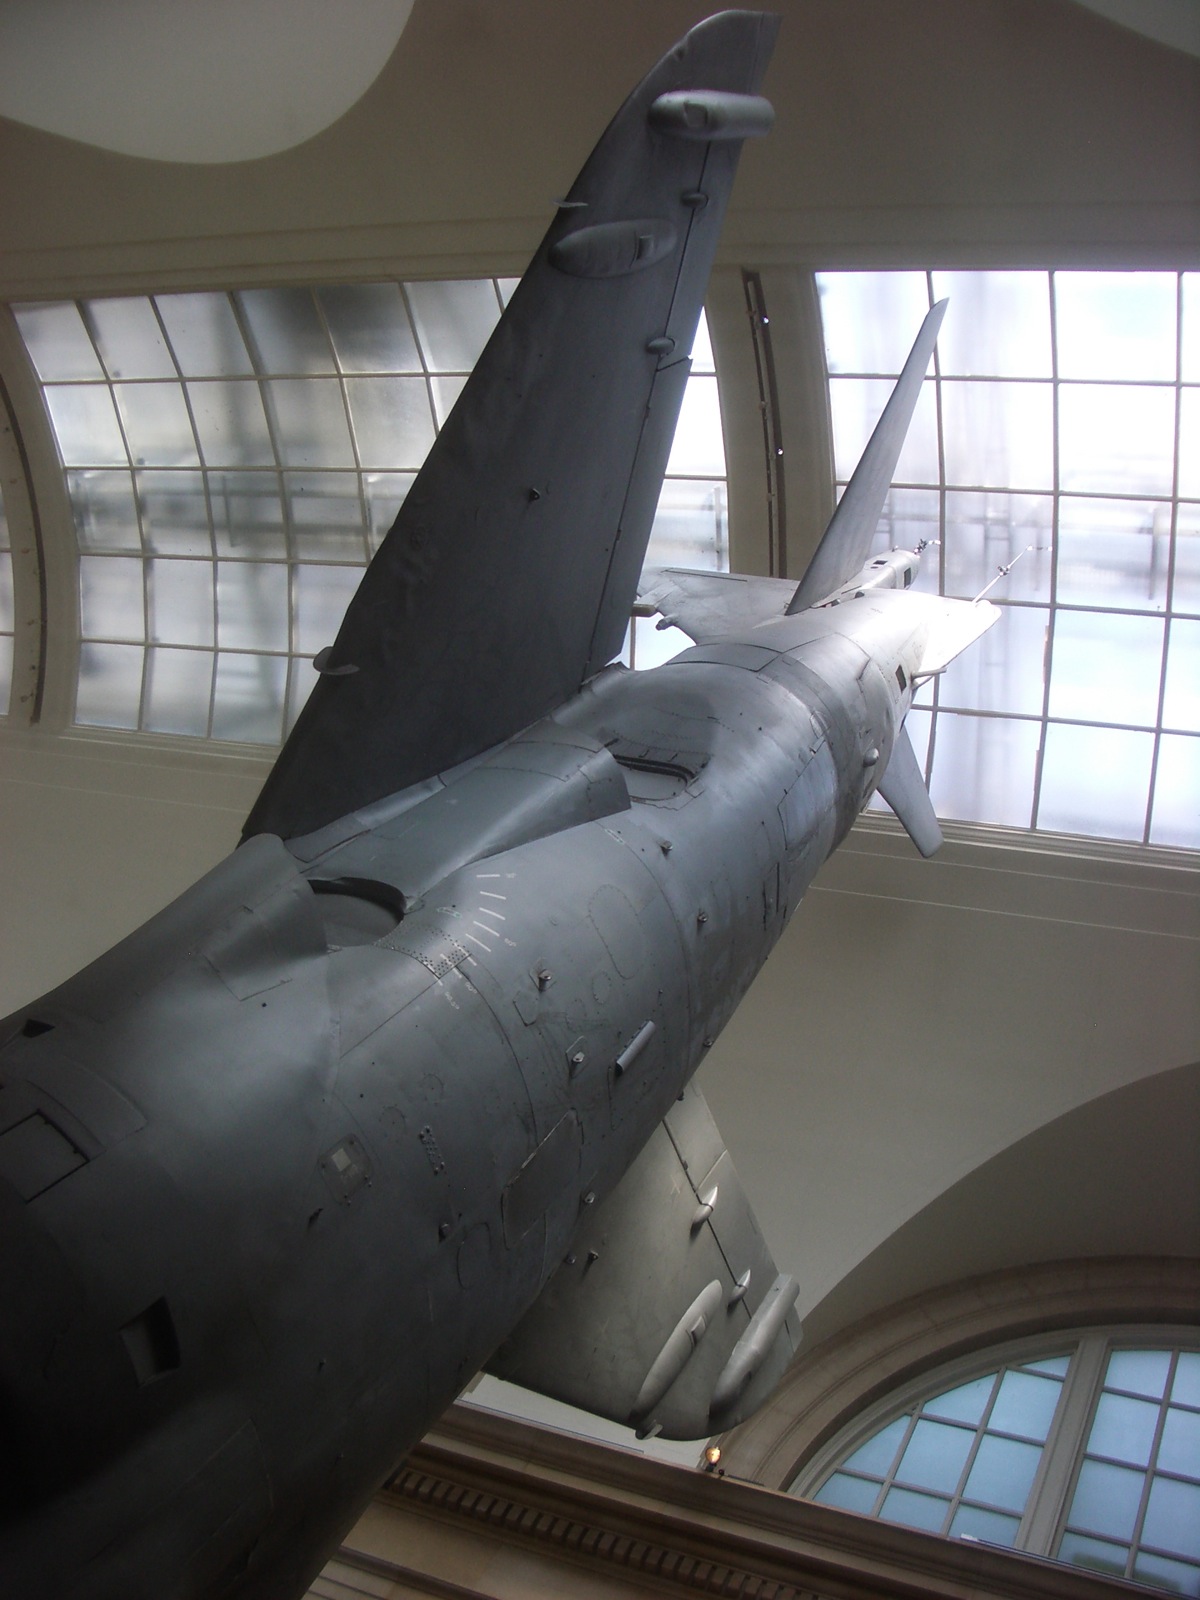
[877,723,942,857]
[244,12,780,842]
[786,299,947,615]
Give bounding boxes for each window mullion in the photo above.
[1023,1331,1107,1556]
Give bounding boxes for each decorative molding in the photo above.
[314,1395,1153,1600]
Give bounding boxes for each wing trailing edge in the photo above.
[244,11,780,842]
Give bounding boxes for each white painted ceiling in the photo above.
[0,0,414,163]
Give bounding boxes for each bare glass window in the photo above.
[820,270,1200,851]
[796,1333,1200,1595]
[18,286,724,742]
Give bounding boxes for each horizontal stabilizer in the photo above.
[787,300,947,615]
[245,11,780,842]
[486,1081,801,1440]
[917,595,1000,676]
[636,567,797,643]
[878,723,942,857]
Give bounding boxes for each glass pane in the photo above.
[1132,1551,1200,1598]
[284,473,367,561]
[631,617,691,671]
[265,378,354,469]
[237,287,334,375]
[961,1434,1041,1514]
[988,1370,1063,1443]
[949,1504,1020,1546]
[1037,723,1154,841]
[1058,1530,1129,1578]
[1163,619,1200,732]
[430,373,468,427]
[841,1415,910,1477]
[156,293,253,377]
[345,376,436,469]
[497,277,519,308]
[814,1472,880,1514]
[143,646,212,736]
[1087,1392,1160,1468]
[942,491,1053,604]
[285,655,316,733]
[209,471,286,559]
[1174,502,1200,615]
[292,564,362,655]
[1021,1355,1072,1378]
[13,301,104,380]
[147,558,213,646]
[1159,1406,1200,1478]
[879,1486,950,1534]
[941,380,1054,493]
[1047,610,1164,729]
[319,283,420,374]
[67,470,141,552]
[211,652,286,744]
[931,271,1052,379]
[1057,496,1172,612]
[114,383,199,468]
[137,469,210,557]
[894,1418,974,1495]
[1182,388,1200,501]
[217,561,289,652]
[75,641,143,728]
[922,1375,995,1428]
[1184,275,1200,384]
[665,375,726,478]
[1151,735,1200,849]
[80,555,143,641]
[0,556,12,633]
[1055,272,1177,383]
[649,479,728,569]
[1058,384,1176,499]
[1068,1458,1146,1540]
[44,386,127,467]
[362,471,414,551]
[690,309,715,374]
[1174,1353,1200,1409]
[633,611,691,668]
[830,377,939,485]
[188,380,274,468]
[1108,1349,1173,1400]
[938,604,1047,717]
[818,272,931,374]
[1143,1476,1200,1561]
[405,278,500,371]
[85,297,175,379]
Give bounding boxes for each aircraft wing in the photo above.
[245,12,780,842]
[636,566,797,644]
[485,1081,801,1441]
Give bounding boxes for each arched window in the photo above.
[9,285,725,742]
[792,1328,1200,1594]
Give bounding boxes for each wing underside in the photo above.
[245,12,780,841]
[486,1081,801,1441]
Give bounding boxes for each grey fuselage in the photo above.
[0,593,921,1600]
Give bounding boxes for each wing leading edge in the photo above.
[244,12,780,841]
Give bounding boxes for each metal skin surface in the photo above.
[0,13,999,1600]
